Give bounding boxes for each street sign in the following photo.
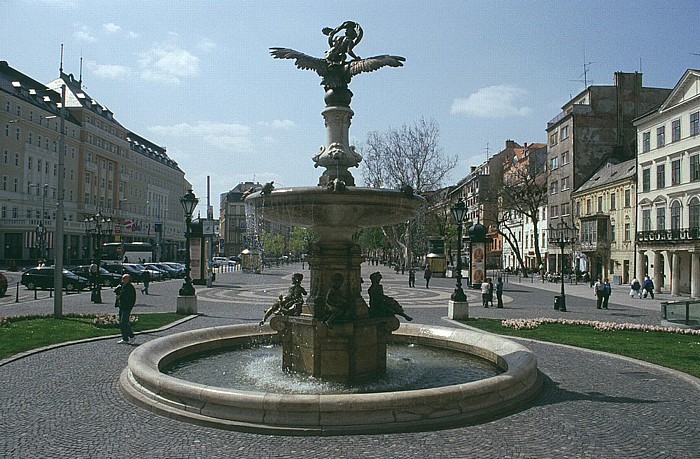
[203,220,214,235]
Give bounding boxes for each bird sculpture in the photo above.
[270,21,404,106]
[261,181,275,195]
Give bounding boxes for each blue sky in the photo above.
[2,0,698,215]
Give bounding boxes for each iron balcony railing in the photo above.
[637,228,700,243]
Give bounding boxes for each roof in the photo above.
[571,158,636,196]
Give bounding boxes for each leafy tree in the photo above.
[359,118,458,265]
[288,227,317,258]
[262,232,286,259]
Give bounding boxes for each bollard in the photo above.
[15,282,19,303]
[50,288,53,298]
[34,288,37,300]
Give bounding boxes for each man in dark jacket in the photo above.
[115,274,137,344]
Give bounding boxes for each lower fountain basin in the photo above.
[120,324,542,435]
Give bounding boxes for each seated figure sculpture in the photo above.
[259,273,307,325]
[367,271,413,321]
[323,272,349,327]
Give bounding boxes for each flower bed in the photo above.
[501,317,700,335]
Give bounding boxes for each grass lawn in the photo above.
[464,319,700,378]
[0,313,183,361]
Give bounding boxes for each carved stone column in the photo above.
[671,251,681,296]
[653,251,663,293]
[636,250,646,282]
[691,251,700,299]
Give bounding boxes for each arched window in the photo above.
[690,197,700,238]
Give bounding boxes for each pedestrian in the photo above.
[594,278,605,309]
[496,276,504,308]
[602,278,611,309]
[424,266,432,289]
[141,268,151,295]
[481,278,490,308]
[488,278,495,307]
[408,268,415,288]
[114,274,136,344]
[89,260,99,290]
[630,278,642,299]
[643,276,655,299]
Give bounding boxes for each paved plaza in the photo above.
[1,264,699,458]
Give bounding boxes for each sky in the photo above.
[2,0,698,216]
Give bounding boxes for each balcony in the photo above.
[579,239,611,252]
[637,228,700,244]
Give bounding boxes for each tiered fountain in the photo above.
[120,22,542,435]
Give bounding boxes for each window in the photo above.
[690,198,700,231]
[550,181,558,194]
[581,220,597,244]
[672,119,681,142]
[642,209,652,231]
[656,164,665,189]
[656,126,665,148]
[642,168,651,192]
[691,155,700,182]
[2,150,7,164]
[597,196,603,212]
[625,189,631,207]
[550,205,559,218]
[671,201,681,231]
[560,125,569,140]
[610,192,616,210]
[550,157,559,170]
[610,225,616,242]
[656,207,666,230]
[691,111,700,136]
[576,201,581,217]
[624,223,631,241]
[549,132,558,146]
[671,159,681,185]
[586,199,592,215]
[561,176,570,190]
[27,157,32,170]
[561,202,570,216]
[1,176,6,191]
[642,131,651,152]
[557,152,569,168]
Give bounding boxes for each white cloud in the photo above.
[149,121,250,137]
[451,85,532,118]
[74,25,96,42]
[204,135,254,152]
[103,23,121,33]
[271,119,295,129]
[199,38,216,52]
[138,44,199,84]
[86,62,131,79]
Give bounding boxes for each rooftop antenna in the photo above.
[59,43,64,74]
[79,53,83,84]
[484,143,491,161]
[570,49,594,89]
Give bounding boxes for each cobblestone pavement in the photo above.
[1,264,699,458]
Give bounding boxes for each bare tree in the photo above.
[360,118,458,265]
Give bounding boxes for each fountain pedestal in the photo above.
[270,314,399,383]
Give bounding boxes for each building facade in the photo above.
[635,69,700,297]
[219,182,262,257]
[0,61,191,266]
[546,72,672,271]
[571,159,637,284]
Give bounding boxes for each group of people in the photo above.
[629,275,655,299]
[480,277,504,308]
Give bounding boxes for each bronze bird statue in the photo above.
[261,181,275,195]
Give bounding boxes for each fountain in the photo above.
[120,22,542,435]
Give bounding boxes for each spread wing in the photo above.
[346,55,405,77]
[270,48,326,74]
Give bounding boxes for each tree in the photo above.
[288,227,317,259]
[262,232,286,260]
[360,118,458,265]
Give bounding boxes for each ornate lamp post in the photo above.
[83,212,113,303]
[548,220,578,312]
[179,189,199,296]
[450,200,468,301]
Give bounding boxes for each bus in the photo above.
[101,242,154,263]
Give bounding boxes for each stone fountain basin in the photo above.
[120,323,542,435]
[246,187,426,238]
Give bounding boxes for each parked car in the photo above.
[21,267,89,291]
[68,265,122,287]
[146,263,179,279]
[0,272,7,296]
[131,263,164,281]
[162,262,186,278]
[102,263,144,283]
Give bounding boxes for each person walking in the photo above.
[630,278,642,299]
[496,276,504,308]
[481,279,490,308]
[424,266,432,289]
[141,268,151,295]
[488,278,495,307]
[594,278,605,309]
[602,278,611,309]
[114,274,136,344]
[408,269,415,288]
[643,276,655,299]
[89,260,98,290]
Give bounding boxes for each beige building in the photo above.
[1,61,191,266]
[635,69,700,298]
[572,159,637,284]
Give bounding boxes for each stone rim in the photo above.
[120,323,543,435]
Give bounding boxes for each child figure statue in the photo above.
[259,273,307,325]
[367,271,413,321]
[323,272,349,328]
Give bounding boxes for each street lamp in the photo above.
[84,212,113,303]
[29,183,49,263]
[548,220,578,312]
[450,199,468,301]
[179,189,199,296]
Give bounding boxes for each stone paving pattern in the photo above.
[1,264,699,458]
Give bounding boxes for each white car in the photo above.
[211,257,232,267]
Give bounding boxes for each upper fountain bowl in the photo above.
[246,187,426,240]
